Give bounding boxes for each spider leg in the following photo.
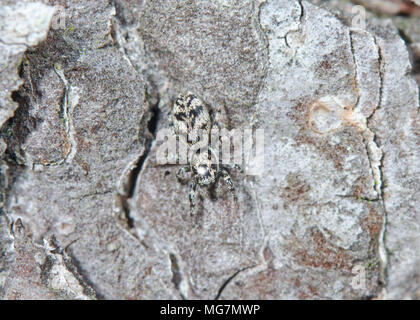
[220,168,234,191]
[189,179,197,216]
[220,168,238,208]
[169,119,175,136]
[221,162,243,173]
[213,102,228,131]
[213,108,222,131]
[176,165,191,184]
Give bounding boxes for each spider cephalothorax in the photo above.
[170,92,237,215]
[190,149,217,186]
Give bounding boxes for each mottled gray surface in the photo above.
[0,1,54,127]
[0,0,419,299]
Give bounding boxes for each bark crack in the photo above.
[370,36,385,119]
[369,36,388,286]
[297,0,305,24]
[113,99,160,241]
[108,0,140,75]
[253,0,270,106]
[168,251,191,300]
[41,235,98,299]
[214,265,255,300]
[349,30,361,110]
[0,39,27,47]
[28,64,79,168]
[349,31,388,286]
[110,0,166,248]
[349,30,382,199]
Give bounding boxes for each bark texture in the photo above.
[0,0,419,299]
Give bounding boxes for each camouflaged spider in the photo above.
[171,92,237,215]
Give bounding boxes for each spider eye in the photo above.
[197,165,208,176]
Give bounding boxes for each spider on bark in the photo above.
[170,92,239,215]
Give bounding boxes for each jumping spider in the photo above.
[171,92,238,215]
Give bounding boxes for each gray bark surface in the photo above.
[0,0,419,299]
